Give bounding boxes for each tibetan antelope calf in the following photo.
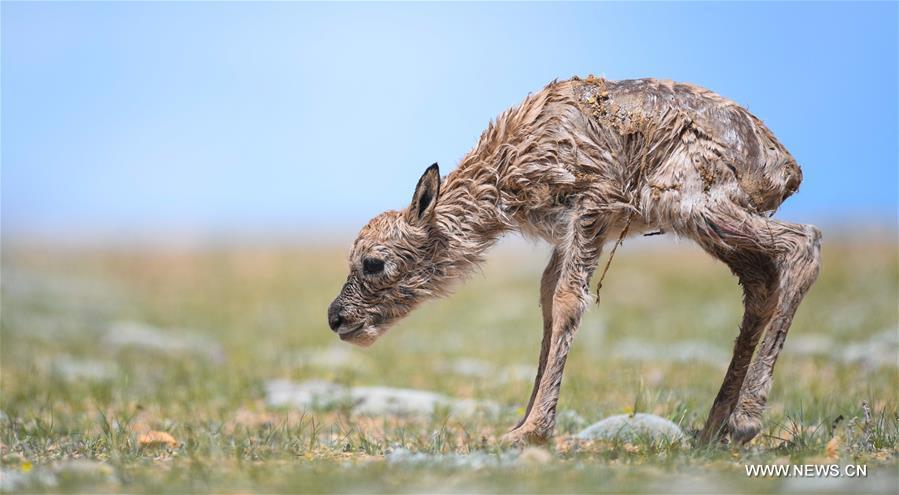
[327,76,821,446]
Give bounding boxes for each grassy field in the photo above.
[1,234,897,493]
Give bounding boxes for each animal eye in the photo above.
[362,258,385,275]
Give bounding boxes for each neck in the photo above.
[426,86,551,287]
[428,159,508,288]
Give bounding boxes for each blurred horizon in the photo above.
[2,2,897,246]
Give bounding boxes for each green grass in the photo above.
[1,236,897,493]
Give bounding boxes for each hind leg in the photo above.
[681,203,821,444]
[728,222,821,443]
[698,247,778,444]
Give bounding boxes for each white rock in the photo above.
[555,409,590,433]
[436,358,534,385]
[496,364,536,384]
[2,268,124,316]
[264,379,348,409]
[788,334,834,356]
[577,413,686,442]
[104,321,224,362]
[611,339,729,367]
[294,345,372,373]
[839,328,899,369]
[787,329,897,369]
[0,468,57,491]
[872,327,899,345]
[350,386,452,416]
[0,461,116,492]
[437,358,495,378]
[385,447,518,468]
[51,357,118,382]
[53,460,115,481]
[263,379,500,416]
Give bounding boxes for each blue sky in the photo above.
[2,2,896,240]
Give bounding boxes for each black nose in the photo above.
[327,302,344,331]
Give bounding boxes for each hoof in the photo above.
[500,426,550,447]
[697,419,731,445]
[728,411,762,445]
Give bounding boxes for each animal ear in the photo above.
[406,162,441,226]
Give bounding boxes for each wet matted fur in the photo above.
[327,76,821,446]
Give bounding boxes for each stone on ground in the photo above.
[263,379,499,416]
[576,413,685,442]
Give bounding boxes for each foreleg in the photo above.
[514,248,562,430]
[503,213,605,445]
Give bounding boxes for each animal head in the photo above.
[327,163,447,346]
